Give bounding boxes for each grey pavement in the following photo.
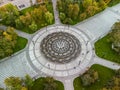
[52,0,61,24]
[0,51,37,87]
[75,9,120,41]
[94,56,120,70]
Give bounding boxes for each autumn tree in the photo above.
[108,22,120,54]
[23,75,34,90]
[43,77,58,90]
[29,21,38,32]
[59,12,66,21]
[45,11,53,24]
[67,4,74,18]
[80,69,99,86]
[79,12,87,21]
[98,0,108,10]
[4,77,22,90]
[72,3,80,20]
[20,12,32,26]
[0,3,19,26]
[0,27,18,59]
[82,0,93,9]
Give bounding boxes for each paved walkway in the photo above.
[75,8,120,41]
[52,0,61,24]
[94,56,120,70]
[0,51,37,87]
[0,1,120,90]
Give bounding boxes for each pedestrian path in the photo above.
[94,56,120,70]
[75,9,120,41]
[0,51,37,87]
[52,0,61,24]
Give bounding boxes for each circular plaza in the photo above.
[28,25,93,77]
[41,32,81,63]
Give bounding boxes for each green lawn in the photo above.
[95,35,120,64]
[31,77,64,90]
[13,36,28,52]
[74,64,115,90]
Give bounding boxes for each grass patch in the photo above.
[13,36,28,52]
[74,64,115,90]
[95,35,120,64]
[31,77,64,90]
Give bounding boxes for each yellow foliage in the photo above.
[113,77,120,86]
[102,88,108,90]
[21,87,28,90]
[82,0,93,8]
[79,12,87,21]
[94,71,99,80]
[3,31,12,41]
[103,0,111,4]
[99,0,108,10]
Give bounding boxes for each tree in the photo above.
[99,0,108,10]
[67,4,74,18]
[103,0,111,4]
[15,18,24,29]
[45,11,53,24]
[79,12,87,21]
[109,22,120,54]
[85,5,99,16]
[63,18,73,24]
[59,12,66,21]
[82,0,93,9]
[44,77,58,90]
[72,3,80,20]
[0,27,18,59]
[31,8,43,23]
[24,75,34,90]
[21,87,28,90]
[0,3,19,26]
[80,69,99,86]
[20,12,32,26]
[29,22,37,32]
[4,77,22,90]
[57,0,63,12]
[0,48,5,58]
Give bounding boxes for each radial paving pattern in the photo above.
[40,32,81,63]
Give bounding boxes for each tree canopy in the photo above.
[108,22,120,54]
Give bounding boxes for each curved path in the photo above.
[0,1,120,90]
